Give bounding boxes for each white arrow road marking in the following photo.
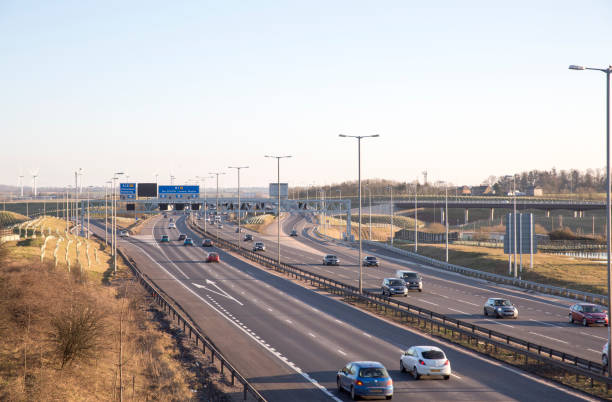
[191,282,244,306]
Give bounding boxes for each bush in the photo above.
[50,303,106,368]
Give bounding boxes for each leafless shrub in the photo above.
[49,303,106,368]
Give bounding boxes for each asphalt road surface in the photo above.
[88,214,594,401]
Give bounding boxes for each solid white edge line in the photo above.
[128,241,341,402]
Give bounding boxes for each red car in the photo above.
[569,303,608,327]
[206,252,220,263]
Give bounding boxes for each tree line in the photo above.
[292,168,605,198]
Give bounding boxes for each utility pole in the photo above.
[415,180,418,252]
[208,171,226,241]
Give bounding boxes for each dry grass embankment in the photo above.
[0,217,237,401]
[393,240,608,295]
[0,211,28,228]
[242,214,276,233]
[316,215,401,241]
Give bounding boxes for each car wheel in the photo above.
[568,314,573,324]
[385,395,393,400]
[418,289,422,292]
[412,366,420,380]
[337,378,342,393]
[444,375,450,380]
[603,355,609,368]
[351,385,358,400]
[484,309,488,316]
[400,360,405,373]
[583,318,588,327]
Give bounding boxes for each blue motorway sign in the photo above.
[120,183,136,195]
[158,185,199,194]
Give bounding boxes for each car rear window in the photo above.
[359,367,389,378]
[389,279,404,286]
[403,273,418,278]
[421,350,445,359]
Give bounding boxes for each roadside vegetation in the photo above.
[392,240,607,295]
[0,216,233,401]
[0,211,28,228]
[242,213,276,232]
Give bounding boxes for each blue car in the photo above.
[183,238,194,246]
[337,361,393,400]
[160,235,169,243]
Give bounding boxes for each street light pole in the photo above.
[367,185,372,240]
[265,155,291,268]
[339,134,379,294]
[229,166,249,249]
[208,172,226,241]
[513,175,518,278]
[445,184,449,262]
[105,181,111,245]
[415,181,419,252]
[570,63,611,375]
[113,172,124,273]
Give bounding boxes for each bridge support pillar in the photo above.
[580,210,583,218]
[464,209,469,224]
[573,210,577,218]
[441,208,445,225]
[546,210,550,218]
[490,208,494,221]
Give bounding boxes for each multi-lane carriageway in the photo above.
[209,213,609,365]
[93,214,595,401]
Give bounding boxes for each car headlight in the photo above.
[496,307,502,312]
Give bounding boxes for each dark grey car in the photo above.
[397,270,423,292]
[382,278,408,297]
[484,298,518,319]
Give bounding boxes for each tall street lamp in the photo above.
[414,180,419,252]
[209,172,226,240]
[265,155,291,268]
[386,185,394,246]
[570,63,611,375]
[198,175,214,232]
[339,133,380,293]
[105,180,112,244]
[445,183,449,262]
[113,172,124,272]
[229,166,249,249]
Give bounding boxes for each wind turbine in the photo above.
[31,168,39,197]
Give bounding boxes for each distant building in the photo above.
[458,185,471,195]
[527,186,543,196]
[471,185,495,196]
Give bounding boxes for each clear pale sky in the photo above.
[1,1,611,190]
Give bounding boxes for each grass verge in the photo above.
[392,240,608,295]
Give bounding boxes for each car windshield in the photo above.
[366,257,376,260]
[421,350,445,359]
[403,273,418,278]
[327,255,337,259]
[494,300,511,306]
[209,253,218,257]
[583,305,605,313]
[359,367,389,378]
[389,280,404,286]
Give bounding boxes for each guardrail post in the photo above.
[243,384,248,401]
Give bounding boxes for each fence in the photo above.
[116,247,266,402]
[187,219,612,395]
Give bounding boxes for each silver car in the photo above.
[483,298,518,319]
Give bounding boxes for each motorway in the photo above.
[205,212,609,366]
[90,213,595,401]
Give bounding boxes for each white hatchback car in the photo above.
[168,222,176,229]
[400,346,451,380]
